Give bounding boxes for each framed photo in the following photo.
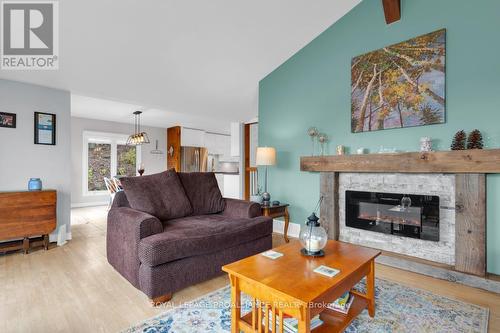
[34,112,56,145]
[0,112,16,128]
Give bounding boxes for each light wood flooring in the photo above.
[0,206,499,332]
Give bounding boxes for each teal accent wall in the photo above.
[259,0,500,274]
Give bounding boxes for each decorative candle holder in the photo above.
[307,127,319,156]
[318,133,328,156]
[299,212,327,257]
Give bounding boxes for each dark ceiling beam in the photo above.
[382,0,401,24]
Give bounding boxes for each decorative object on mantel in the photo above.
[467,129,484,149]
[317,133,328,156]
[451,130,466,150]
[256,147,276,206]
[299,196,327,257]
[420,137,432,152]
[34,112,56,145]
[0,112,16,128]
[351,29,445,133]
[28,178,42,191]
[378,146,398,154]
[150,140,163,155]
[336,145,345,155]
[126,111,150,146]
[307,126,318,156]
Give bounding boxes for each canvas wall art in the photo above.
[351,29,445,133]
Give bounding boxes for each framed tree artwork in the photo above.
[351,29,446,133]
[34,112,56,145]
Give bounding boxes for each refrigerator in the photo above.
[180,147,208,172]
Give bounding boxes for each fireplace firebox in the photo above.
[345,190,440,241]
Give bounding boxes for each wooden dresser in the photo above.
[0,190,57,254]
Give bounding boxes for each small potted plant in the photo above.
[250,186,263,204]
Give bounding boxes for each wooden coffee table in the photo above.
[222,240,381,333]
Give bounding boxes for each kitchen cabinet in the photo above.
[215,173,224,196]
[223,174,240,199]
[230,122,241,157]
[181,127,205,147]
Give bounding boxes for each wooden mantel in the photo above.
[300,149,497,277]
[301,149,500,173]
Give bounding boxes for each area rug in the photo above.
[124,278,489,333]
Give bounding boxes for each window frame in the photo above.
[82,131,141,197]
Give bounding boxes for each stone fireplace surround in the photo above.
[300,149,500,292]
[338,173,456,265]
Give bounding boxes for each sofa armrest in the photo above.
[222,198,262,219]
[106,207,163,287]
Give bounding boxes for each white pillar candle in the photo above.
[307,239,320,252]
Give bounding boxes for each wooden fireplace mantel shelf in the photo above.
[300,149,500,173]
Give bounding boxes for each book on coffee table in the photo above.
[313,265,340,277]
[261,250,283,260]
[263,311,323,333]
[327,292,355,314]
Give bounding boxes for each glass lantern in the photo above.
[299,212,328,257]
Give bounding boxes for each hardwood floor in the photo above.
[0,206,498,332]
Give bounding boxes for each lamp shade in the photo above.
[256,147,276,166]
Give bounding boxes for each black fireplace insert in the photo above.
[345,190,440,241]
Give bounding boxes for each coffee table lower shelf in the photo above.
[316,296,368,332]
[239,296,368,333]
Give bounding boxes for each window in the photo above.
[83,131,141,195]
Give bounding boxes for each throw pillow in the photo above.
[178,172,226,215]
[120,170,193,220]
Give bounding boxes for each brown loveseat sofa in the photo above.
[106,170,273,303]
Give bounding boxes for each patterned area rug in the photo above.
[124,278,489,333]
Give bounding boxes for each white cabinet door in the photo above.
[230,122,241,157]
[205,133,217,153]
[223,174,240,199]
[181,128,205,147]
[215,173,224,196]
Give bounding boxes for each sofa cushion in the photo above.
[138,214,273,266]
[120,170,193,220]
[178,172,225,215]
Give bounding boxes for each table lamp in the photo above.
[256,147,276,206]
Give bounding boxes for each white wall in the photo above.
[0,79,71,239]
[71,117,167,206]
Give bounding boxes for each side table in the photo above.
[261,203,290,242]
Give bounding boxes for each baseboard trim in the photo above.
[49,232,72,243]
[273,220,300,238]
[377,254,500,294]
[71,202,108,208]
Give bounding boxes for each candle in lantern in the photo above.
[307,239,321,252]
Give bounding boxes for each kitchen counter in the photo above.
[213,171,239,175]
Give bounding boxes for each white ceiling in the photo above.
[0,0,361,132]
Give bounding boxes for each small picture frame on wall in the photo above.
[34,112,56,145]
[0,112,16,128]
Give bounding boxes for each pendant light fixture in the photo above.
[127,111,150,146]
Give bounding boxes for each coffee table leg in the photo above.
[284,207,290,243]
[230,275,241,333]
[367,259,375,317]
[297,306,311,333]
